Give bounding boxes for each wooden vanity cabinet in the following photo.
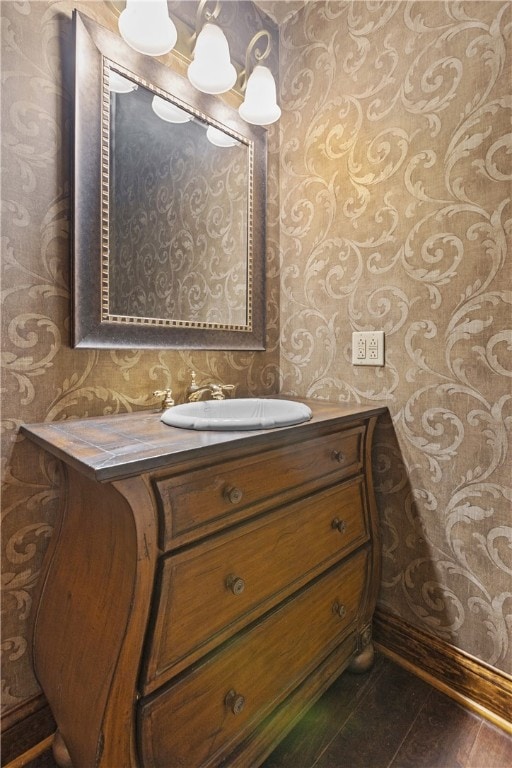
[22,400,386,768]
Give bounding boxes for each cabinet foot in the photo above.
[53,730,73,768]
[348,641,375,674]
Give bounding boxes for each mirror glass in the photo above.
[107,67,250,329]
[72,11,266,349]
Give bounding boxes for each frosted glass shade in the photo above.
[109,71,138,94]
[152,96,191,123]
[206,126,238,147]
[118,0,177,57]
[239,65,281,125]
[188,23,237,95]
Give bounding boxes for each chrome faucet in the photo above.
[186,371,235,402]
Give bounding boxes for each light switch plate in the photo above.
[352,331,385,366]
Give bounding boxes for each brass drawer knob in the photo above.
[331,449,345,463]
[225,689,245,715]
[226,574,245,595]
[332,601,346,619]
[331,518,347,534]
[224,486,243,504]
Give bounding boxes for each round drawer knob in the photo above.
[331,450,345,464]
[331,518,347,534]
[224,486,243,504]
[332,601,346,619]
[226,574,245,595]
[225,689,245,715]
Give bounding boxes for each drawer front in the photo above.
[139,548,368,768]
[154,425,365,549]
[143,477,368,691]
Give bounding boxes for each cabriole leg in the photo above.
[348,624,375,673]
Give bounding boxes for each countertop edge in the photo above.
[20,402,389,483]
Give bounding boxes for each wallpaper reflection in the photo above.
[109,77,249,327]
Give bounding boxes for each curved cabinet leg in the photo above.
[348,641,375,674]
[349,624,375,674]
[52,731,73,768]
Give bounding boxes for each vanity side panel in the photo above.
[31,468,158,768]
[353,414,383,660]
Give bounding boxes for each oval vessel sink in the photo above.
[161,398,313,431]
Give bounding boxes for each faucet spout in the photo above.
[187,382,235,402]
[188,387,215,402]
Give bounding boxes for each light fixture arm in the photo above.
[240,29,272,91]
[194,0,221,39]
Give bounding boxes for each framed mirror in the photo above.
[73,11,266,349]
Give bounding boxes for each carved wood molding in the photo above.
[373,607,512,734]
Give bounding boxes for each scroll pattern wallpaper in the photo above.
[1,0,280,714]
[278,1,511,672]
[1,0,511,726]
[110,88,248,326]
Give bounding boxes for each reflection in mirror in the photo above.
[107,66,249,330]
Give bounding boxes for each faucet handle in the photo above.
[153,389,174,410]
[186,370,200,397]
[211,383,235,400]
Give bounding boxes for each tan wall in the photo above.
[2,0,511,724]
[278,1,511,673]
[0,0,279,713]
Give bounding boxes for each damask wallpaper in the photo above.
[1,0,511,729]
[278,1,511,672]
[1,0,279,715]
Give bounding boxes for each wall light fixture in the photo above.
[115,0,280,126]
[187,1,237,95]
[239,30,281,125]
[118,0,177,56]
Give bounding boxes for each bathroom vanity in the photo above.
[22,399,386,768]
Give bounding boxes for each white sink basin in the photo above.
[161,398,312,431]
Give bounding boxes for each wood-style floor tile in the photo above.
[262,655,386,768]
[389,688,482,768]
[465,720,512,768]
[313,658,433,768]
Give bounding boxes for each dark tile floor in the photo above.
[25,654,512,768]
[262,654,512,768]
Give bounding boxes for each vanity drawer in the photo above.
[143,477,368,690]
[139,548,368,768]
[154,425,365,549]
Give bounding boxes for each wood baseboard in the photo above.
[3,735,54,768]
[373,608,512,734]
[1,694,55,765]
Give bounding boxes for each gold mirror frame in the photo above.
[73,11,266,349]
